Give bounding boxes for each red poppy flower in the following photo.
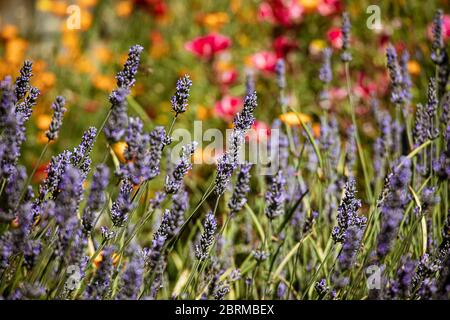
[317,0,342,17]
[273,35,298,58]
[326,27,343,49]
[214,96,242,119]
[185,33,231,60]
[251,51,278,73]
[258,0,304,27]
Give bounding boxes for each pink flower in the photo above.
[326,26,343,49]
[185,33,231,59]
[273,35,298,57]
[427,14,450,42]
[317,0,342,17]
[328,87,347,101]
[218,69,238,86]
[246,121,271,142]
[251,51,278,73]
[258,0,304,26]
[353,72,377,99]
[214,96,242,119]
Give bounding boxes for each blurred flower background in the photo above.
[0,0,447,177]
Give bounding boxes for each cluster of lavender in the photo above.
[1,8,450,301]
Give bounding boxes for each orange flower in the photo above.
[279,112,311,126]
[37,131,49,145]
[116,0,134,17]
[33,60,48,73]
[34,71,56,92]
[5,38,28,64]
[80,10,93,30]
[200,12,229,31]
[77,0,98,8]
[299,0,319,13]
[1,24,18,40]
[36,114,52,130]
[92,74,116,92]
[407,60,421,76]
[312,122,321,138]
[196,105,210,120]
[93,46,113,64]
[93,252,103,269]
[112,141,127,163]
[51,1,68,16]
[75,56,96,74]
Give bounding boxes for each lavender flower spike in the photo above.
[340,12,352,62]
[85,246,116,300]
[319,48,333,84]
[82,164,110,234]
[46,96,66,141]
[165,141,197,194]
[386,46,405,106]
[16,86,39,121]
[431,9,444,65]
[264,170,286,220]
[171,74,192,115]
[14,60,33,101]
[376,157,412,259]
[195,212,217,261]
[234,91,257,132]
[71,127,97,177]
[111,179,134,227]
[228,162,252,216]
[116,45,144,89]
[117,253,144,300]
[275,59,286,90]
[104,88,129,143]
[332,177,364,243]
[214,152,236,196]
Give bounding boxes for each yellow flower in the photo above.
[279,112,311,126]
[1,24,18,40]
[407,60,421,76]
[309,39,326,56]
[37,0,51,12]
[112,141,127,163]
[116,0,133,17]
[36,114,52,130]
[299,0,319,13]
